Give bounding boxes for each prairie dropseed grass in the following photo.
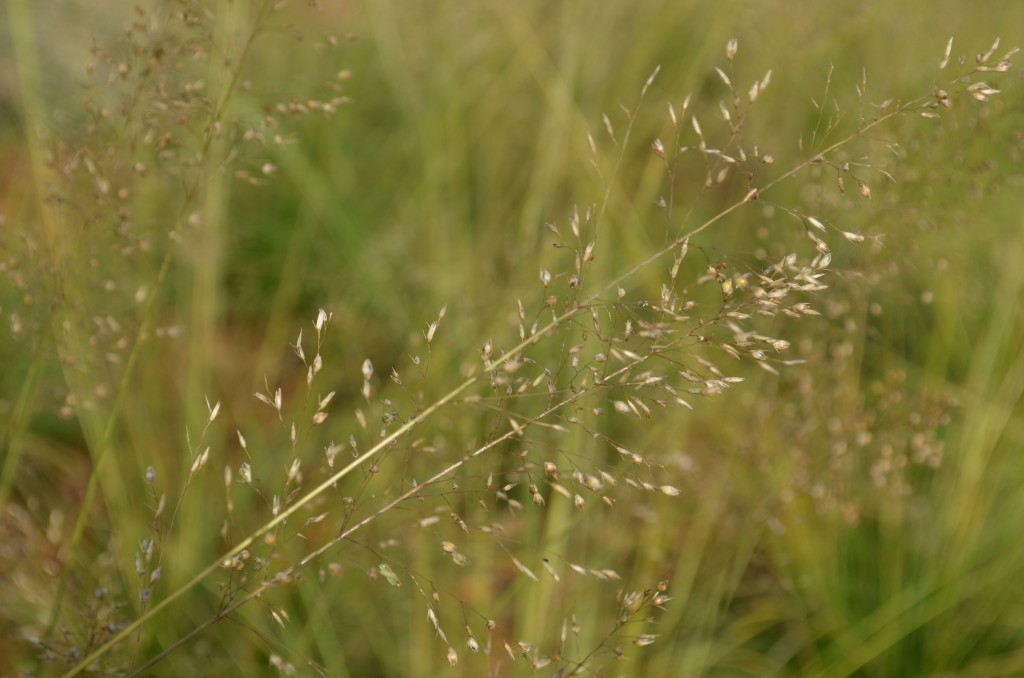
[2,1,1023,676]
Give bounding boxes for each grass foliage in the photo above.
[2,0,1023,676]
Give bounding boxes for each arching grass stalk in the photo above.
[62,83,947,674]
[123,278,760,674]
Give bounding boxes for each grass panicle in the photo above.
[1,2,1021,676]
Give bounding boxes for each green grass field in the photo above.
[2,1,1023,675]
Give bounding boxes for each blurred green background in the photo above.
[2,0,1023,675]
